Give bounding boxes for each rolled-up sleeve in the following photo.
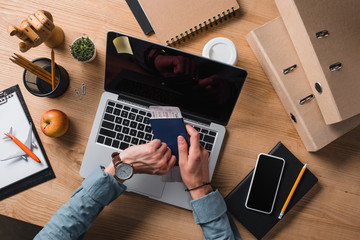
[35,166,126,240]
[191,190,241,240]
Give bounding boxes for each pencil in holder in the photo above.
[23,58,69,98]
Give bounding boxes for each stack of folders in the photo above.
[247,0,360,152]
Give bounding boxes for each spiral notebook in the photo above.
[137,0,239,45]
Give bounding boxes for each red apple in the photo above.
[40,109,69,137]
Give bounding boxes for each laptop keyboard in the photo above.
[96,100,217,154]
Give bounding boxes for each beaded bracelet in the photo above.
[185,182,211,192]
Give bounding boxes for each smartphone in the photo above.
[245,153,285,214]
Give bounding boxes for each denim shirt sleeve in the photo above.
[190,190,241,240]
[34,166,126,240]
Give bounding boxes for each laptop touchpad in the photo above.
[124,174,165,198]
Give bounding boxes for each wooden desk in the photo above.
[0,0,359,239]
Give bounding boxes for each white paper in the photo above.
[149,106,182,119]
[0,93,48,189]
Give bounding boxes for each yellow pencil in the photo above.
[51,48,56,90]
[278,163,307,219]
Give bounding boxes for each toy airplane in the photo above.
[1,123,39,162]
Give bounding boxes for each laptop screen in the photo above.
[105,31,247,125]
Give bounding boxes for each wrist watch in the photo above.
[111,152,134,180]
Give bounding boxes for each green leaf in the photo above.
[70,37,95,61]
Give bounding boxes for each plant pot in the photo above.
[70,36,96,62]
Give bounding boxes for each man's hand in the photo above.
[197,75,236,105]
[178,124,213,199]
[104,139,176,180]
[154,54,196,78]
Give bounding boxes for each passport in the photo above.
[149,106,190,182]
[149,106,189,165]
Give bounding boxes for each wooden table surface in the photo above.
[0,0,359,239]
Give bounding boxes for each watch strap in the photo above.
[112,152,122,167]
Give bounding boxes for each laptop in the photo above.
[80,31,247,210]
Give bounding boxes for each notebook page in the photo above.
[138,0,239,44]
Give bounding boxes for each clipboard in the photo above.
[0,85,55,201]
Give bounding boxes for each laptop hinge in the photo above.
[117,95,212,126]
[117,95,150,109]
[182,113,211,126]
[183,117,211,127]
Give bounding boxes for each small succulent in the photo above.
[70,37,95,62]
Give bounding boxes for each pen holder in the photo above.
[23,58,69,98]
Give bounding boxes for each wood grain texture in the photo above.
[0,0,359,239]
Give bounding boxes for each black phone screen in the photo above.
[246,154,285,213]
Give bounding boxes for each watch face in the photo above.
[115,163,133,180]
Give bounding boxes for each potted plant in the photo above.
[70,36,96,62]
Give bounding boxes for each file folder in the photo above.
[246,17,360,151]
[275,0,360,124]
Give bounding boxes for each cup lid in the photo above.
[202,37,238,66]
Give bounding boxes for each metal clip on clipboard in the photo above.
[0,91,8,105]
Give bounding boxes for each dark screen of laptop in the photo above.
[105,31,247,125]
